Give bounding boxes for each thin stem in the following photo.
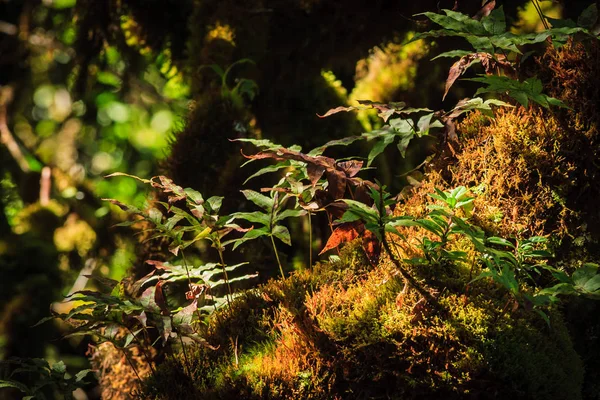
[125,326,156,376]
[269,192,285,279]
[0,87,30,172]
[270,234,285,279]
[180,251,204,328]
[308,212,313,268]
[381,236,438,306]
[215,238,232,305]
[121,348,143,385]
[531,0,550,30]
[179,335,193,377]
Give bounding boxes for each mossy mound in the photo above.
[397,41,600,260]
[138,243,583,400]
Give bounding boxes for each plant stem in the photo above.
[308,212,313,268]
[381,236,437,305]
[179,335,193,377]
[270,234,285,279]
[269,192,285,279]
[121,348,143,386]
[125,326,156,376]
[215,239,232,305]
[180,251,205,328]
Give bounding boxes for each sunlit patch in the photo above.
[206,22,236,46]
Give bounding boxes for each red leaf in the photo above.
[336,160,363,178]
[154,281,171,316]
[362,230,381,265]
[473,0,496,20]
[319,222,363,255]
[317,105,361,118]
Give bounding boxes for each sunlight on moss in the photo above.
[512,2,562,33]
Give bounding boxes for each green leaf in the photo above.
[578,4,598,28]
[547,17,578,29]
[230,211,271,226]
[540,282,577,296]
[206,196,223,213]
[482,6,506,35]
[487,237,515,248]
[417,113,443,136]
[243,162,291,184]
[75,369,94,383]
[184,188,204,204]
[275,208,307,222]
[241,190,274,211]
[431,50,472,60]
[308,136,365,156]
[573,263,599,287]
[232,227,270,250]
[583,275,600,293]
[0,380,30,393]
[366,133,395,167]
[342,199,380,223]
[272,225,291,246]
[104,172,152,184]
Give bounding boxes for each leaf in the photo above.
[232,227,270,250]
[272,225,291,245]
[362,229,381,264]
[341,199,380,224]
[417,113,443,135]
[230,211,271,226]
[319,222,362,255]
[184,188,204,204]
[336,160,363,177]
[244,162,291,184]
[443,53,513,100]
[154,281,171,316]
[431,50,472,60]
[243,148,352,200]
[275,208,307,222]
[578,4,598,28]
[308,136,364,156]
[0,380,30,393]
[154,176,186,204]
[481,5,505,34]
[172,299,198,326]
[367,133,395,167]
[317,105,366,118]
[573,263,600,290]
[473,0,496,21]
[241,190,274,211]
[487,237,515,248]
[75,369,94,383]
[103,198,141,213]
[104,172,152,184]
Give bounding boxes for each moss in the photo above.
[138,239,583,400]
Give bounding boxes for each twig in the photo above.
[0,87,30,172]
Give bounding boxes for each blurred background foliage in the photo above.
[0,0,593,398]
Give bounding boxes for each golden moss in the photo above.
[138,239,583,399]
[90,330,156,400]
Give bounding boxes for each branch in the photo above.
[0,86,30,172]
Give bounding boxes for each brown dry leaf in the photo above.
[154,280,170,316]
[319,222,362,255]
[473,0,496,20]
[362,229,381,265]
[242,148,360,200]
[444,52,513,100]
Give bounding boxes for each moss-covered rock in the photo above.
[136,241,583,399]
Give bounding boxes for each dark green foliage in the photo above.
[0,359,94,400]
